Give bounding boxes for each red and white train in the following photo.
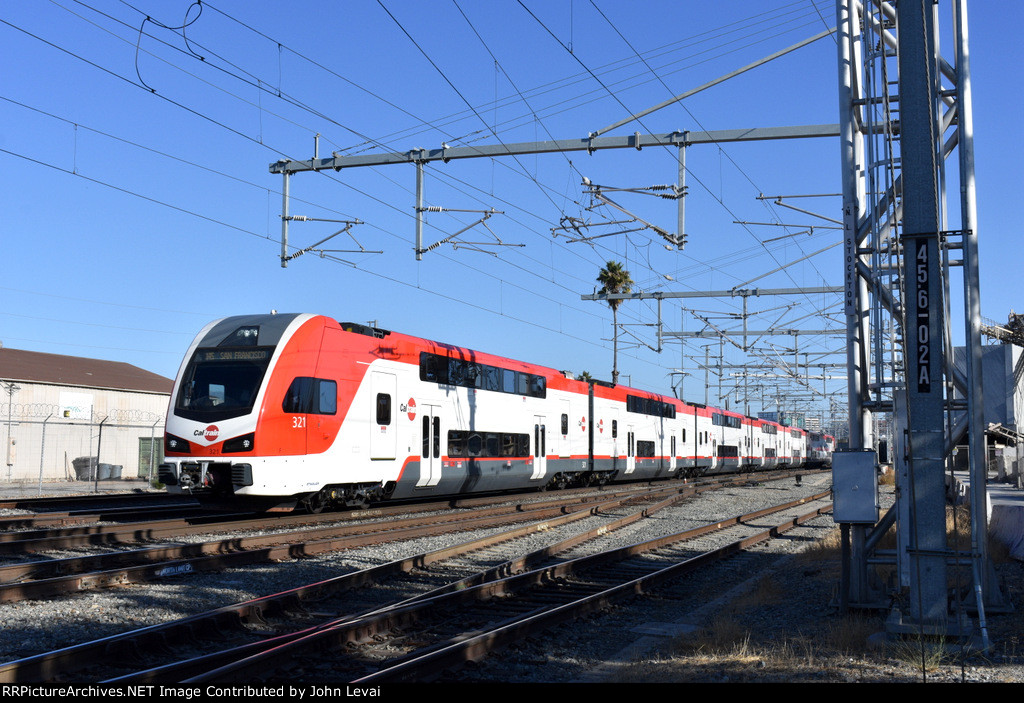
[158,314,828,510]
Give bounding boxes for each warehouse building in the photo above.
[0,345,172,484]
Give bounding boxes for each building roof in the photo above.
[0,347,173,395]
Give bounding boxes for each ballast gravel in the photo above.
[2,472,1023,683]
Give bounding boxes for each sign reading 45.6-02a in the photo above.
[915,238,932,394]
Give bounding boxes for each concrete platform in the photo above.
[949,471,1024,560]
[987,483,1024,561]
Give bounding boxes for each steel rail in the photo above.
[0,504,222,531]
[110,484,712,683]
[0,475,777,591]
[147,491,832,683]
[0,480,679,550]
[0,488,664,602]
[358,502,832,683]
[0,483,686,682]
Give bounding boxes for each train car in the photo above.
[807,431,835,468]
[158,314,828,510]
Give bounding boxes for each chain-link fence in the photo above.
[2,402,165,488]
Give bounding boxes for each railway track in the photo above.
[0,484,678,602]
[0,471,832,682]
[0,480,737,601]
[0,473,804,602]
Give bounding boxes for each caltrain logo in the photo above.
[402,398,417,421]
[597,419,604,434]
[193,425,220,441]
[578,416,586,432]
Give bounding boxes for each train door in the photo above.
[610,410,621,467]
[625,424,636,474]
[416,404,442,487]
[370,371,397,461]
[532,416,547,480]
[559,399,571,458]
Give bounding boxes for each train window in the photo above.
[612,420,618,439]
[480,366,502,392]
[532,376,546,397]
[432,418,440,458]
[502,369,516,394]
[423,417,432,457]
[681,428,686,443]
[177,347,273,422]
[712,413,741,429]
[448,359,469,386]
[628,395,676,419]
[319,380,337,415]
[420,352,547,399]
[283,378,313,413]
[637,440,655,457]
[486,433,501,457]
[467,433,484,457]
[561,414,568,435]
[420,353,448,384]
[449,430,529,458]
[283,377,337,415]
[517,373,531,396]
[376,393,391,425]
[447,430,465,457]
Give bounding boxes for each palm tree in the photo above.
[597,261,633,385]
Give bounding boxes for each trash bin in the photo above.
[73,456,97,481]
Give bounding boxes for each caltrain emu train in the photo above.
[158,314,832,511]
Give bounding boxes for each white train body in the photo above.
[158,314,815,508]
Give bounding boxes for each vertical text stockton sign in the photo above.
[843,202,857,317]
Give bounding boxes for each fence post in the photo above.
[38,414,52,496]
[149,419,158,485]
[94,416,108,494]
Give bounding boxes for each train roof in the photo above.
[203,313,775,424]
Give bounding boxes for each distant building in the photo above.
[757,411,807,429]
[0,346,172,483]
[952,344,1024,478]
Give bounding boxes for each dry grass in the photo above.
[889,636,956,672]
[796,525,842,561]
[609,499,1024,683]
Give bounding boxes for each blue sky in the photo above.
[1,1,1019,423]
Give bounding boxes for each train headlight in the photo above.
[165,434,192,454]
[223,433,255,453]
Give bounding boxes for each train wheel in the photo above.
[302,489,329,514]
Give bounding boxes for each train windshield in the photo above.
[174,347,273,422]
